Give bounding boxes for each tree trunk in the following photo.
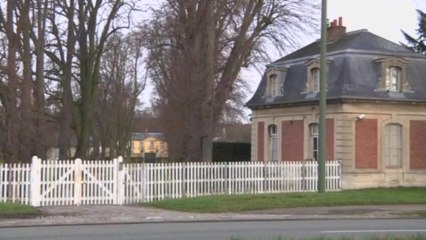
[33,0,49,159]
[199,1,216,162]
[4,0,20,163]
[20,0,34,162]
[58,0,76,160]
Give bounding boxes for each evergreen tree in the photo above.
[401,9,426,54]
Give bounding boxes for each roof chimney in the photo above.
[327,17,346,42]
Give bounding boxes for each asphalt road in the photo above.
[1,219,425,240]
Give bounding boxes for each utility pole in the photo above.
[318,0,327,193]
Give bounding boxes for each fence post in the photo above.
[182,162,187,198]
[227,162,232,195]
[74,158,82,206]
[113,156,123,205]
[338,160,343,190]
[30,156,41,207]
[301,160,306,191]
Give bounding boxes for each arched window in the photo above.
[311,68,320,92]
[310,123,319,161]
[383,124,402,168]
[268,124,278,161]
[386,66,401,92]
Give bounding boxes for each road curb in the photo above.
[0,215,423,228]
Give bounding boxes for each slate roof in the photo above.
[246,29,426,109]
[131,132,165,141]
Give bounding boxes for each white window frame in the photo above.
[383,124,402,168]
[268,74,278,97]
[375,57,409,92]
[386,66,401,92]
[265,67,287,97]
[268,124,278,161]
[305,59,325,93]
[310,123,319,161]
[311,67,320,92]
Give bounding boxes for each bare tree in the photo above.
[44,0,78,159]
[145,0,317,162]
[131,107,162,133]
[93,32,145,159]
[0,0,51,162]
[32,0,50,158]
[74,0,136,158]
[45,0,137,159]
[0,0,20,163]
[0,0,140,162]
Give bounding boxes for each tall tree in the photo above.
[0,0,51,162]
[402,9,426,54]
[46,0,78,159]
[0,0,20,163]
[45,0,137,159]
[32,0,50,159]
[0,0,140,162]
[92,32,145,159]
[74,0,132,158]
[145,0,317,162]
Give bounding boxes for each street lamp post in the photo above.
[318,0,327,193]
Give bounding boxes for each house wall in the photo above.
[131,137,168,159]
[257,122,265,161]
[410,120,426,169]
[339,102,426,189]
[250,104,340,162]
[250,101,426,189]
[355,119,378,169]
[281,120,304,161]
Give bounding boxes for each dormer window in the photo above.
[311,67,320,92]
[305,59,332,94]
[268,74,278,97]
[265,67,286,97]
[386,66,401,92]
[375,57,409,92]
[305,59,328,93]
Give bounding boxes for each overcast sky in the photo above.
[270,0,424,59]
[328,0,422,44]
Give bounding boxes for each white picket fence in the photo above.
[0,157,341,206]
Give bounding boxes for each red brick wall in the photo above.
[355,119,378,169]
[327,119,335,160]
[257,122,265,161]
[410,120,426,169]
[281,120,304,161]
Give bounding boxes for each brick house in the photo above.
[246,18,426,189]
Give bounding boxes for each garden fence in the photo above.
[0,157,341,206]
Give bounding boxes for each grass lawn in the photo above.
[145,187,426,213]
[0,202,41,218]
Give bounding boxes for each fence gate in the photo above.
[31,157,122,207]
[1,157,341,206]
[119,163,147,204]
